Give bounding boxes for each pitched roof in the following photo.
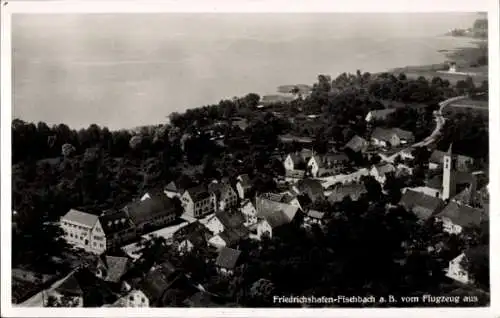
[55,273,83,296]
[345,135,368,153]
[215,210,246,229]
[399,190,445,220]
[328,182,367,204]
[99,210,134,235]
[61,209,99,228]
[185,185,212,202]
[373,163,396,176]
[215,247,242,269]
[371,127,414,142]
[285,169,305,179]
[429,150,474,168]
[209,182,236,200]
[255,197,299,228]
[367,108,396,120]
[307,210,326,219]
[101,256,130,283]
[436,201,486,227]
[288,153,305,166]
[237,174,252,188]
[297,179,325,202]
[124,195,176,226]
[140,268,179,304]
[173,221,206,241]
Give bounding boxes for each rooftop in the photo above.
[215,247,242,269]
[61,209,99,228]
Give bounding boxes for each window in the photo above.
[129,296,134,301]
[141,298,145,303]
[70,233,73,238]
[100,244,103,248]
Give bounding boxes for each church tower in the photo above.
[442,143,457,200]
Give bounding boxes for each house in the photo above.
[255,196,300,230]
[60,209,106,254]
[285,169,306,180]
[173,221,212,254]
[327,182,367,204]
[402,186,441,199]
[435,201,486,234]
[295,179,326,203]
[95,256,131,284]
[283,153,305,171]
[215,247,242,275]
[429,149,474,171]
[110,289,149,307]
[371,127,415,148]
[207,225,250,250]
[446,246,488,285]
[123,194,177,234]
[51,272,84,307]
[370,163,396,184]
[138,263,185,307]
[344,135,369,153]
[399,190,445,221]
[99,210,137,250]
[236,174,252,199]
[260,192,303,211]
[307,153,349,177]
[164,181,187,198]
[303,210,327,227]
[208,182,238,211]
[205,210,246,235]
[181,185,217,218]
[365,108,397,122]
[240,199,258,226]
[249,218,274,241]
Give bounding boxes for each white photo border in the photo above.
[1,0,499,317]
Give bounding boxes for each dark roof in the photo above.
[328,182,367,203]
[215,210,246,230]
[99,210,134,236]
[288,153,305,166]
[399,190,445,220]
[237,174,252,188]
[256,197,299,228]
[183,292,220,307]
[101,256,130,283]
[345,135,368,153]
[429,150,474,168]
[436,201,486,227]
[312,153,349,168]
[165,181,179,192]
[185,185,212,202]
[55,273,83,296]
[297,179,325,202]
[124,195,176,226]
[173,221,206,241]
[215,247,242,269]
[140,268,179,304]
[209,182,236,200]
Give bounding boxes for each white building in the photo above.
[60,209,106,254]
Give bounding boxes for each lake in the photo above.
[12,13,480,130]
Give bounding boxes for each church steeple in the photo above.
[442,143,457,200]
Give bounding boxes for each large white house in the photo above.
[181,185,217,218]
[60,209,106,254]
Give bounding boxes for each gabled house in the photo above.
[173,221,212,254]
[240,199,258,226]
[295,179,325,203]
[371,127,414,148]
[254,196,301,238]
[95,255,131,285]
[303,210,327,227]
[236,174,252,199]
[215,247,242,276]
[109,289,149,307]
[446,245,488,285]
[283,148,313,171]
[435,201,486,234]
[99,210,137,250]
[208,182,238,211]
[260,192,303,211]
[344,135,369,153]
[205,210,246,235]
[208,226,250,249]
[181,185,217,218]
[370,163,396,184]
[327,182,367,204]
[51,272,84,307]
[365,108,397,123]
[307,153,349,177]
[399,190,445,221]
[164,181,187,199]
[60,209,106,254]
[123,194,177,234]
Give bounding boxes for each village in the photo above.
[11,83,490,307]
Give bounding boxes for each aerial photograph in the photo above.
[10,12,489,308]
